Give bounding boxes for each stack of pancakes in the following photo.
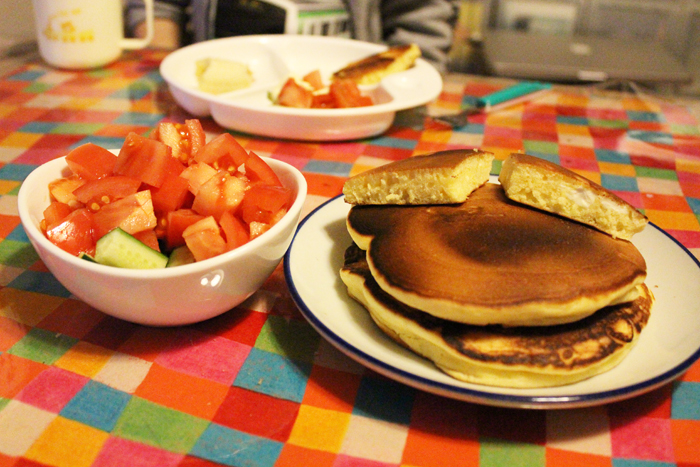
[340,150,653,388]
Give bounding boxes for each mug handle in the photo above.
[120,0,154,49]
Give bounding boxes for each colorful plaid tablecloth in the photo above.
[1,50,700,467]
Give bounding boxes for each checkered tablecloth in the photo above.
[1,49,700,467]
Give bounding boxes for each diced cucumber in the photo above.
[95,228,168,269]
[167,246,196,267]
[79,252,97,263]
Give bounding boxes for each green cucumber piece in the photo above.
[95,228,168,269]
[79,252,97,263]
[166,246,196,267]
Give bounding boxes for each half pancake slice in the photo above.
[341,245,654,388]
[332,43,421,85]
[347,183,647,326]
[499,153,648,240]
[343,149,494,205]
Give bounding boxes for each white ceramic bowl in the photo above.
[159,35,443,141]
[18,156,307,326]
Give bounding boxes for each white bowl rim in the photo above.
[18,155,308,279]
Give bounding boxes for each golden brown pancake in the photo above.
[332,44,421,85]
[343,150,494,205]
[499,153,648,240]
[347,183,647,326]
[341,245,654,388]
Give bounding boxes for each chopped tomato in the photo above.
[45,208,96,256]
[277,78,313,108]
[195,133,248,172]
[114,132,183,188]
[182,216,227,262]
[65,143,118,180]
[303,70,324,90]
[192,171,247,220]
[239,184,293,225]
[245,151,282,187]
[165,209,206,249]
[312,93,337,108]
[150,174,191,214]
[92,191,157,240]
[132,229,160,252]
[180,162,218,195]
[151,119,206,165]
[43,201,73,230]
[49,175,84,206]
[330,79,373,108]
[73,176,142,208]
[219,211,249,250]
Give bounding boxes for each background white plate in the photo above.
[285,193,700,409]
[160,35,443,141]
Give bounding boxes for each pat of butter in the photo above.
[195,58,253,94]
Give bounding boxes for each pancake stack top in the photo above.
[340,150,653,388]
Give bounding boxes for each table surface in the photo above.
[1,49,700,467]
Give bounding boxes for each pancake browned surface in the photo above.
[332,44,421,85]
[340,245,654,388]
[499,153,648,240]
[347,183,647,326]
[343,150,494,205]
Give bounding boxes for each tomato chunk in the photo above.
[92,191,157,240]
[219,211,249,251]
[114,133,182,188]
[195,133,248,171]
[277,78,313,108]
[182,216,227,262]
[239,184,293,225]
[192,170,246,220]
[43,201,73,230]
[73,176,142,207]
[245,151,282,187]
[150,174,191,214]
[65,143,118,180]
[45,208,96,256]
[165,209,205,249]
[330,79,373,108]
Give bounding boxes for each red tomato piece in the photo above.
[330,79,373,108]
[91,191,157,240]
[277,78,313,108]
[219,211,250,251]
[182,216,227,262]
[43,201,73,230]
[132,229,161,252]
[311,92,337,108]
[45,208,96,256]
[186,119,206,159]
[165,209,205,249]
[65,143,118,180]
[195,133,248,172]
[180,162,218,195]
[150,174,191,214]
[245,151,282,187]
[72,176,142,207]
[192,171,247,220]
[114,132,182,188]
[239,184,293,225]
[303,69,324,90]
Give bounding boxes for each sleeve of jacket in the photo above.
[124,0,189,37]
[380,0,460,73]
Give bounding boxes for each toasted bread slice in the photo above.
[332,44,421,85]
[499,153,648,240]
[343,150,494,205]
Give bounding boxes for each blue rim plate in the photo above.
[284,191,700,409]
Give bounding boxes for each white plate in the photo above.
[284,193,700,409]
[160,35,443,141]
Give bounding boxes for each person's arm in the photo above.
[125,0,188,49]
[380,0,460,73]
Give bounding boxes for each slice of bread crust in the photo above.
[343,150,494,205]
[332,44,421,85]
[499,153,648,240]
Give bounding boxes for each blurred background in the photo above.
[1,0,698,96]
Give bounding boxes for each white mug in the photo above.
[31,0,154,70]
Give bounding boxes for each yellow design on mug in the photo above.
[42,9,94,43]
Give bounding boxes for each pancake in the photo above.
[332,44,421,85]
[499,153,648,240]
[340,245,654,388]
[347,183,647,326]
[343,150,494,205]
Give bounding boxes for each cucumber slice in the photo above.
[166,246,196,267]
[95,228,168,269]
[79,252,97,263]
